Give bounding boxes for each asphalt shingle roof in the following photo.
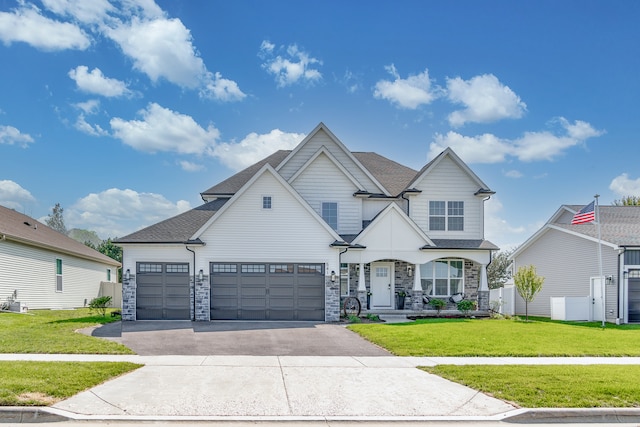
[115,199,227,243]
[351,152,418,196]
[426,239,499,250]
[0,205,120,266]
[556,205,640,246]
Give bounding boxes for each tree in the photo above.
[513,265,544,321]
[45,203,67,234]
[97,238,122,263]
[487,248,515,289]
[613,196,640,206]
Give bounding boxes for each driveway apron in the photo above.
[97,321,392,356]
[55,321,517,418]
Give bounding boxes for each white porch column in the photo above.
[413,263,422,291]
[358,263,367,291]
[479,263,489,292]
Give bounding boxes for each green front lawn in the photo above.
[0,361,141,406]
[423,365,640,408]
[348,317,640,356]
[0,309,133,354]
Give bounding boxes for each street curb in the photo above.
[0,407,68,423]
[503,408,640,424]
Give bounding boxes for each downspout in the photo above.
[618,246,625,324]
[185,245,196,321]
[400,192,410,216]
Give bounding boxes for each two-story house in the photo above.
[116,123,497,321]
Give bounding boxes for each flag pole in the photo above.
[595,194,605,328]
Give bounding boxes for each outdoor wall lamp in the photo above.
[330,270,337,282]
[606,275,614,286]
[407,266,413,277]
[125,269,130,281]
[198,269,204,282]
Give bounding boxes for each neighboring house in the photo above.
[0,205,121,310]
[116,123,497,322]
[509,205,640,324]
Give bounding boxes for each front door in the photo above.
[370,262,393,309]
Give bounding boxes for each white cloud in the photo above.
[0,125,34,147]
[75,114,108,136]
[200,72,246,102]
[429,117,604,163]
[484,196,527,250]
[504,169,523,179]
[0,180,36,211]
[41,0,115,24]
[0,5,90,51]
[429,131,511,163]
[107,17,208,88]
[178,160,203,172]
[68,65,131,97]
[446,74,526,127]
[67,188,191,238]
[259,40,322,87]
[609,173,640,196]
[213,129,305,171]
[110,102,220,154]
[373,64,440,109]
[74,99,101,115]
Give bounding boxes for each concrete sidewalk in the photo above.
[3,354,640,422]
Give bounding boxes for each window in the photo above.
[298,264,323,274]
[340,263,349,296]
[270,264,294,274]
[429,201,445,231]
[211,263,237,273]
[448,201,464,231]
[138,263,162,273]
[429,201,464,231]
[420,259,464,296]
[166,264,189,273]
[262,196,272,209]
[241,264,266,273]
[55,258,63,292]
[321,202,338,230]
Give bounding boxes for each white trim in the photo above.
[410,147,492,192]
[276,122,391,196]
[190,164,342,241]
[289,146,365,190]
[352,203,435,247]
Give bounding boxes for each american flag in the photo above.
[571,201,595,224]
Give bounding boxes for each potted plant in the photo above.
[395,290,407,309]
[429,298,446,316]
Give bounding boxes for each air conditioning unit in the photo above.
[9,301,27,313]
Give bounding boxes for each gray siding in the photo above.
[512,229,618,320]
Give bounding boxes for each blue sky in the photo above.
[1,0,639,250]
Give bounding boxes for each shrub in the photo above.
[457,299,475,317]
[429,298,446,315]
[89,296,112,317]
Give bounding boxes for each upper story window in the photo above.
[429,201,464,231]
[322,202,338,230]
[262,196,272,209]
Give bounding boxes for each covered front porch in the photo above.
[338,257,491,317]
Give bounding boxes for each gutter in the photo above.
[184,239,206,321]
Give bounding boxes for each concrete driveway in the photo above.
[91,321,391,356]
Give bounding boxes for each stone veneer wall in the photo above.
[325,276,340,321]
[195,274,210,321]
[121,274,136,321]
